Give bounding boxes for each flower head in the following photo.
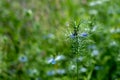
[92,49,99,56]
[80,32,88,37]
[51,59,56,64]
[55,55,65,61]
[48,33,55,39]
[19,55,28,63]
[70,33,75,39]
[47,58,56,64]
[56,69,66,75]
[47,70,56,76]
[94,66,103,70]
[80,67,87,73]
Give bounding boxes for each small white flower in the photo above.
[110,28,115,33]
[69,65,76,70]
[89,1,103,6]
[116,28,120,33]
[47,58,56,64]
[55,55,65,61]
[48,33,55,39]
[109,41,117,46]
[92,49,99,56]
[89,10,98,15]
[92,26,97,32]
[80,67,87,73]
[27,68,39,77]
[78,57,83,62]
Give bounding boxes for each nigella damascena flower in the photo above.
[56,69,66,75]
[80,67,87,73]
[47,58,56,64]
[80,32,88,37]
[19,55,28,63]
[94,66,103,70]
[70,33,75,39]
[51,59,56,64]
[92,49,99,56]
[69,65,76,70]
[47,70,56,76]
[55,55,65,61]
[48,33,55,39]
[27,68,39,77]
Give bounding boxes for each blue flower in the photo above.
[80,32,88,37]
[80,67,87,73]
[51,59,56,64]
[47,58,56,64]
[94,66,100,70]
[47,70,56,76]
[92,49,99,56]
[27,68,39,77]
[19,55,28,63]
[94,66,103,70]
[56,69,66,75]
[48,33,55,39]
[70,33,75,38]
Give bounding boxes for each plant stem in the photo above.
[76,36,79,80]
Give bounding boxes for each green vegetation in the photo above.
[0,0,120,80]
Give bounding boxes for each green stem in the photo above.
[76,36,79,80]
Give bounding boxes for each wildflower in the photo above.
[55,55,65,61]
[56,69,66,75]
[92,26,97,32]
[88,45,96,50]
[92,49,99,56]
[89,10,98,15]
[78,56,83,62]
[47,70,56,76]
[48,33,55,39]
[94,66,100,70]
[80,32,88,37]
[47,58,56,64]
[110,28,115,33]
[109,41,117,46]
[19,55,28,62]
[51,59,56,64]
[80,67,87,73]
[27,68,39,77]
[70,33,75,38]
[94,66,103,70]
[69,65,76,70]
[89,1,102,6]
[116,28,120,33]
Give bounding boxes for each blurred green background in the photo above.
[0,0,120,80]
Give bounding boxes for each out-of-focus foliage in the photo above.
[0,0,120,80]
